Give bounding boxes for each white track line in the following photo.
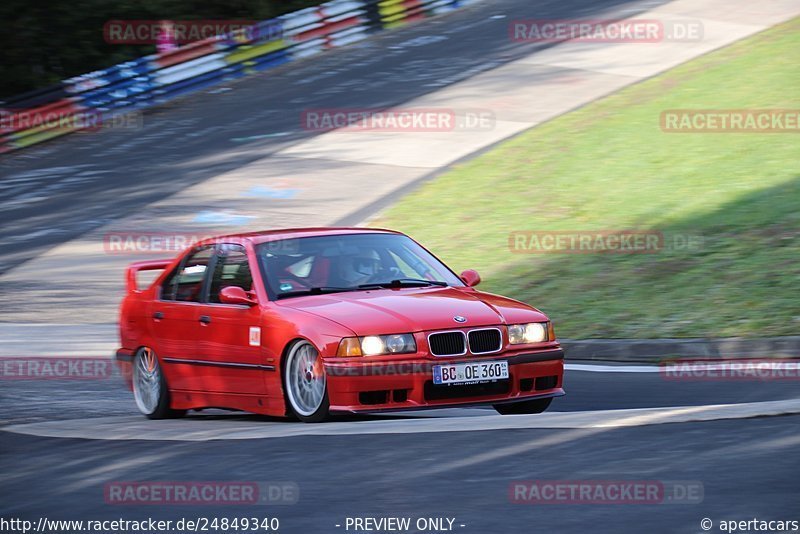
[566,364,661,373]
[567,361,800,373]
[3,399,799,441]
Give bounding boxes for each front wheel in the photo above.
[284,340,330,423]
[132,347,185,419]
[494,397,552,415]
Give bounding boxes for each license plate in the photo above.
[432,361,509,385]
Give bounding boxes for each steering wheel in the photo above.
[364,267,402,284]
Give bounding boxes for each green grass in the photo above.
[372,19,800,339]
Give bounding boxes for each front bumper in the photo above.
[323,348,565,413]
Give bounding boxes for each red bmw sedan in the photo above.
[117,228,564,422]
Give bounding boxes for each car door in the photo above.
[193,243,267,395]
[148,245,214,391]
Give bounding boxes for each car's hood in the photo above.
[276,286,548,335]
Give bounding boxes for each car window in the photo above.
[387,249,427,279]
[208,245,253,303]
[159,266,180,301]
[173,246,214,302]
[258,233,464,297]
[286,255,314,278]
[268,253,332,292]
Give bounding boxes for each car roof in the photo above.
[197,227,403,246]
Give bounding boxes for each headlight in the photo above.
[361,336,385,356]
[385,334,415,353]
[508,322,548,344]
[337,334,417,357]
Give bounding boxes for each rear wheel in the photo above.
[284,340,330,423]
[494,397,552,415]
[132,347,185,419]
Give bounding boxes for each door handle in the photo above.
[153,311,164,320]
[199,315,211,325]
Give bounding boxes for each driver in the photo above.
[338,248,382,286]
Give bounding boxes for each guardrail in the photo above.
[0,0,478,155]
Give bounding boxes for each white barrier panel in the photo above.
[281,8,324,32]
[155,53,228,85]
[322,0,365,17]
[328,24,369,43]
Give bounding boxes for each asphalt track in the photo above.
[1,415,797,533]
[1,366,799,533]
[2,0,799,531]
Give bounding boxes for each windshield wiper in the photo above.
[275,286,360,299]
[278,280,448,298]
[358,278,448,289]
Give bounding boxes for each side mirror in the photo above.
[219,286,257,306]
[460,269,481,287]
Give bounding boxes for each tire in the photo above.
[493,397,553,415]
[132,347,186,420]
[283,340,330,423]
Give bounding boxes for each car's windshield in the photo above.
[257,233,463,299]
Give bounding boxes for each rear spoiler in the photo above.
[125,259,172,293]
